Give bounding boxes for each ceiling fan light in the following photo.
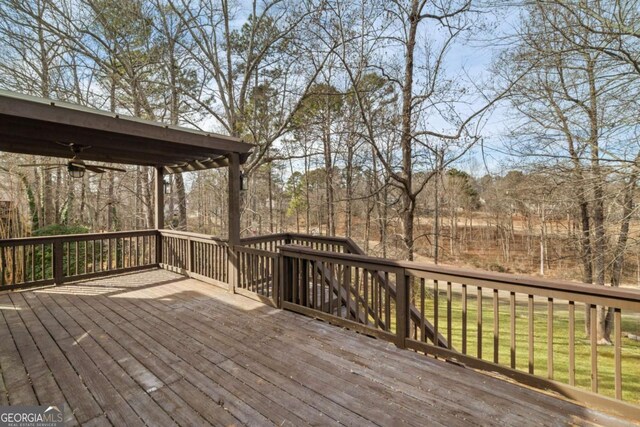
[68,163,85,178]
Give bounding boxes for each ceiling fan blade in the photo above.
[91,165,127,173]
[68,161,87,169]
[84,165,106,173]
[18,163,63,167]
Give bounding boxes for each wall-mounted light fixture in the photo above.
[163,176,171,194]
[240,172,248,191]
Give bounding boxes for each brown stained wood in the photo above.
[511,292,516,369]
[0,298,39,405]
[2,296,77,425]
[548,298,554,380]
[529,295,534,375]
[0,366,7,406]
[20,297,146,426]
[591,304,598,393]
[420,278,425,342]
[33,293,176,426]
[197,284,629,427]
[224,295,629,425]
[615,308,622,400]
[0,90,252,170]
[477,286,482,358]
[1,270,635,426]
[493,289,499,364]
[569,301,575,386]
[462,284,467,355]
[148,385,208,426]
[167,379,240,427]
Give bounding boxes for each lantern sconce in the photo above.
[240,172,248,191]
[67,163,85,178]
[163,176,171,194]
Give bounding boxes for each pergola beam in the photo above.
[0,90,253,172]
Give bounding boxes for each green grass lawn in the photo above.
[411,288,640,403]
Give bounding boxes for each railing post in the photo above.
[274,254,282,309]
[395,269,409,349]
[187,238,193,275]
[53,240,64,285]
[155,231,163,267]
[227,245,237,293]
[280,252,291,305]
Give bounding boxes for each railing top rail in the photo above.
[280,244,640,304]
[159,229,227,243]
[0,229,158,246]
[240,232,290,245]
[240,232,354,248]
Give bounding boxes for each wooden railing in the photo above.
[279,244,640,419]
[280,244,401,344]
[0,230,157,290]
[4,229,638,417]
[236,245,279,304]
[159,230,229,285]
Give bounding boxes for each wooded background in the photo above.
[0,0,639,290]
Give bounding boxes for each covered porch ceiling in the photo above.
[0,90,253,174]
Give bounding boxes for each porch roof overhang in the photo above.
[0,90,253,173]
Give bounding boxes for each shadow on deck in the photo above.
[0,269,634,426]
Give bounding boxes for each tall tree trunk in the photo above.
[605,157,639,338]
[345,143,354,237]
[399,0,419,260]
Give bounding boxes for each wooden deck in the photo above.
[0,269,635,426]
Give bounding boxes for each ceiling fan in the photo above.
[18,143,127,178]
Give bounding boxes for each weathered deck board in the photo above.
[0,269,636,426]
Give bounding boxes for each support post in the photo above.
[395,270,409,349]
[227,153,241,293]
[53,240,64,285]
[155,167,164,265]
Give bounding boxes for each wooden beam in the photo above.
[227,153,241,245]
[155,167,165,229]
[227,152,241,293]
[0,91,253,154]
[155,167,164,264]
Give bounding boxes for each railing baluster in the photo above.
[363,269,369,325]
[312,260,317,309]
[373,270,379,327]
[493,289,499,363]
[569,301,575,386]
[10,246,16,285]
[21,245,26,284]
[320,260,326,313]
[354,267,360,321]
[590,304,598,393]
[435,280,440,347]
[510,292,516,369]
[385,272,391,331]
[547,297,554,379]
[477,286,482,359]
[447,282,452,349]
[462,283,467,355]
[292,257,298,305]
[41,244,45,279]
[31,245,35,282]
[529,295,534,374]
[614,308,622,400]
[1,247,6,286]
[420,278,426,342]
